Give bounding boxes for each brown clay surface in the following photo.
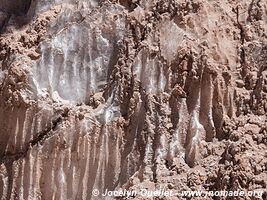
[0,0,266,199]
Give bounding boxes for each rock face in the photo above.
[0,0,266,200]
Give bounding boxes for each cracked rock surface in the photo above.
[0,0,266,199]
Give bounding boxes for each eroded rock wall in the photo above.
[0,0,266,199]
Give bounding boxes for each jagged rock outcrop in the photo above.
[0,0,266,200]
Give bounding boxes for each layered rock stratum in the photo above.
[0,0,266,199]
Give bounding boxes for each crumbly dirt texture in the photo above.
[0,0,266,200]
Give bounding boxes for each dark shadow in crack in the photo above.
[0,0,37,33]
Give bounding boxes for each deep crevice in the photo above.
[0,109,69,165]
